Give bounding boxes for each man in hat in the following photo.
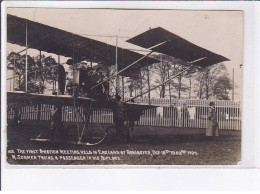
[112,95,130,143]
[172,103,178,127]
[127,99,142,140]
[206,102,219,137]
[37,103,65,140]
[181,103,190,127]
[58,64,66,95]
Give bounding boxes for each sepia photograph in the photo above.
[5,8,243,165]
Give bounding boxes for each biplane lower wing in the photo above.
[127,27,229,67]
[7,91,158,112]
[7,92,157,144]
[7,91,94,107]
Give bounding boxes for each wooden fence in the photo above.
[7,98,242,130]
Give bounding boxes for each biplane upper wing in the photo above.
[127,27,229,67]
[7,14,158,78]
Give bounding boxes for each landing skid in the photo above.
[30,138,52,142]
[68,133,108,146]
[30,138,64,143]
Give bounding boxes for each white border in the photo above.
[2,1,260,190]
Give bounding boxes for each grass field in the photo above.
[6,120,241,165]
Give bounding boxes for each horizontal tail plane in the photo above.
[127,27,229,67]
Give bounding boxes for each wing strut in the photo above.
[76,41,167,98]
[124,57,207,103]
[89,50,153,91]
[88,41,168,92]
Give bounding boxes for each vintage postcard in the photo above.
[5,8,243,165]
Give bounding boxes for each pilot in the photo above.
[79,67,92,93]
[97,67,109,100]
[92,66,109,102]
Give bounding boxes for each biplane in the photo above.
[6,14,229,145]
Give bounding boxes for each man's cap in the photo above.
[116,95,122,100]
[209,102,215,106]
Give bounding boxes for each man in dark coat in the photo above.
[112,95,130,143]
[171,103,178,127]
[37,103,64,140]
[206,102,219,137]
[127,99,142,140]
[58,64,66,95]
[13,106,21,129]
[181,103,190,128]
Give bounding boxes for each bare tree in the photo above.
[213,74,232,100]
[125,75,143,98]
[149,54,195,99]
[169,60,196,99]
[152,55,172,98]
[193,63,231,100]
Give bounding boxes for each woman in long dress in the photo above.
[206,102,219,136]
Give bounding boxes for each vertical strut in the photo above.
[122,75,125,100]
[232,67,234,101]
[115,35,119,95]
[13,59,16,91]
[25,22,28,92]
[189,76,192,99]
[72,34,76,97]
[147,66,151,105]
[39,51,42,93]
[58,54,60,95]
[168,67,172,105]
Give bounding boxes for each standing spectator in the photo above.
[126,99,142,140]
[181,103,190,127]
[50,104,64,140]
[13,106,21,129]
[57,64,66,95]
[37,104,64,140]
[112,95,130,143]
[128,99,136,139]
[171,103,178,127]
[206,102,219,137]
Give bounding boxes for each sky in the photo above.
[6,8,243,101]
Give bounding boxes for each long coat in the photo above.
[206,107,219,136]
[181,107,190,127]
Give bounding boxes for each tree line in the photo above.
[124,54,232,100]
[7,52,61,94]
[7,52,232,100]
